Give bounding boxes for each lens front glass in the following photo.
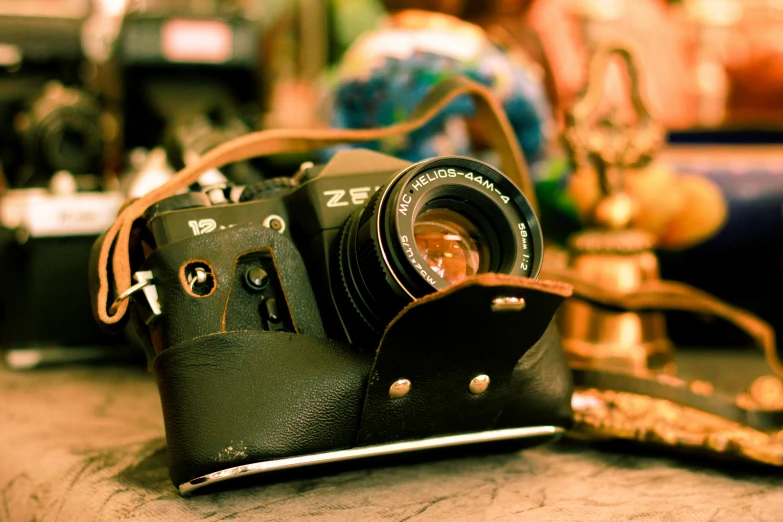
[413,207,491,285]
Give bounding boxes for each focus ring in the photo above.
[338,187,411,339]
[334,155,543,349]
[336,209,383,340]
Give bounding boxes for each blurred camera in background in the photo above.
[0,0,132,368]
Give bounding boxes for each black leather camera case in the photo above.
[135,225,573,493]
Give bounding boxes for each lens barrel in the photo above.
[24,84,103,176]
[338,156,543,340]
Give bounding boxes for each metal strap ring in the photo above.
[109,279,154,315]
[188,267,208,290]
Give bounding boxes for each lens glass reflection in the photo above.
[413,208,489,285]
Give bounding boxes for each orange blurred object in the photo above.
[525,0,698,129]
[528,0,783,129]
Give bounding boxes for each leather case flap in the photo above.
[356,274,573,445]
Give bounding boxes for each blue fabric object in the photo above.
[320,11,553,171]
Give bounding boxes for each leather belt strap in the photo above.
[95,77,535,326]
[542,267,783,380]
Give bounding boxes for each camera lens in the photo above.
[24,84,103,176]
[45,115,100,172]
[338,156,543,342]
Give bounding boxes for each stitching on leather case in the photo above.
[379,274,572,337]
[220,259,236,333]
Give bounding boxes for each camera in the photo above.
[0,81,104,188]
[0,0,105,187]
[0,2,138,368]
[0,171,132,368]
[138,148,544,351]
[120,148,573,492]
[114,0,266,187]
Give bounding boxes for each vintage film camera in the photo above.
[0,173,128,368]
[116,148,573,492]
[0,0,103,187]
[115,0,265,188]
[0,0,133,368]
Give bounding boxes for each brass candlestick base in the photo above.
[558,228,674,374]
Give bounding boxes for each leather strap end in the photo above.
[90,229,129,329]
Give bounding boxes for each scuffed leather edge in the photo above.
[380,274,573,347]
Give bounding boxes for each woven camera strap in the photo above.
[95,76,536,327]
[543,267,783,465]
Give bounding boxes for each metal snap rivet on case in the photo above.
[389,378,411,399]
[491,297,526,312]
[262,214,287,234]
[470,375,490,394]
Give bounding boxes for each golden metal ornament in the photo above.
[571,388,783,467]
[554,60,783,460]
[548,44,783,467]
[558,45,672,375]
[562,46,665,184]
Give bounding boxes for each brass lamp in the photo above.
[557,45,674,374]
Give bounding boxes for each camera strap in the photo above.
[94,76,535,327]
[541,266,782,380]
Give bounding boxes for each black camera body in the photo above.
[0,1,105,187]
[121,149,572,493]
[139,149,544,351]
[0,173,133,368]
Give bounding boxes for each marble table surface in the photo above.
[1,349,782,522]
